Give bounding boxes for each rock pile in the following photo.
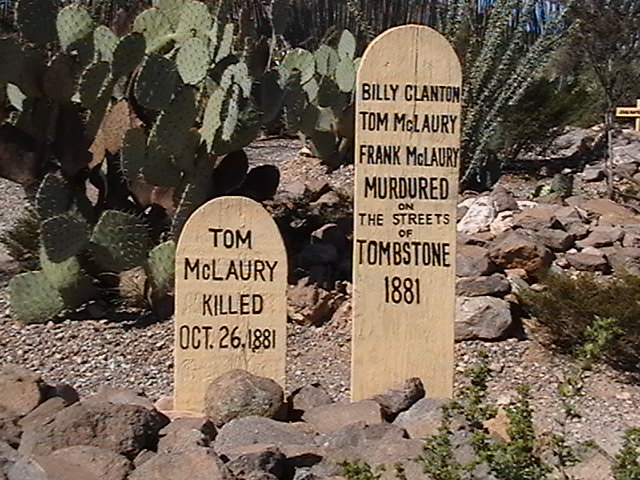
[0,366,612,480]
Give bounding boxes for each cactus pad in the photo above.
[149,86,197,158]
[282,48,315,84]
[154,0,187,26]
[90,210,150,273]
[121,127,147,182]
[57,5,94,51]
[176,0,212,43]
[271,0,290,36]
[337,29,356,60]
[94,25,118,63]
[79,61,111,108]
[146,240,175,291]
[317,77,341,107]
[15,0,57,47]
[335,57,355,93]
[134,53,178,111]
[144,143,182,187]
[112,33,146,79]
[9,271,65,324]
[260,69,284,123]
[315,45,339,77]
[221,84,240,142]
[200,86,225,151]
[43,53,78,104]
[133,7,173,53]
[214,22,234,62]
[176,37,209,85]
[210,149,248,195]
[36,173,72,219]
[41,213,91,263]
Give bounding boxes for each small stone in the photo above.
[288,386,334,421]
[368,378,425,421]
[456,273,511,297]
[455,296,513,341]
[302,401,383,434]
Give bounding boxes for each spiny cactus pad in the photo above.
[144,142,182,187]
[79,61,111,108]
[15,0,57,47]
[282,48,315,84]
[315,45,339,77]
[146,240,175,291]
[149,87,197,158]
[121,127,147,182]
[215,23,234,62]
[57,5,94,51]
[9,271,65,324]
[176,0,212,43]
[112,33,146,79]
[335,57,356,93]
[200,86,225,151]
[134,53,178,111]
[221,84,240,142]
[90,210,150,273]
[43,53,78,104]
[36,173,72,220]
[133,7,173,53]
[337,29,356,60]
[176,37,209,85]
[317,77,341,107]
[260,69,284,123]
[154,0,187,26]
[93,25,118,63]
[41,213,91,263]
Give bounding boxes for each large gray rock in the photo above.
[223,444,286,479]
[316,421,406,451]
[204,370,284,427]
[214,417,314,457]
[511,205,562,231]
[488,230,554,278]
[158,417,217,453]
[302,401,382,434]
[393,398,448,440]
[288,386,333,421]
[287,278,342,326]
[455,296,513,341]
[576,226,624,249]
[489,185,519,213]
[457,196,496,235]
[456,273,511,297]
[128,448,233,480]
[0,409,21,448]
[456,244,495,277]
[606,246,640,275]
[47,446,131,480]
[0,365,46,418]
[19,399,169,460]
[369,378,424,421]
[565,250,610,272]
[534,228,575,252]
[8,456,98,480]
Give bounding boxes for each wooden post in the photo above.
[615,99,640,131]
[174,196,287,413]
[352,25,462,400]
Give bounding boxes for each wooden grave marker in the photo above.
[616,99,640,130]
[352,25,462,400]
[174,196,287,412]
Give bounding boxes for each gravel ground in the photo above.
[1,139,639,457]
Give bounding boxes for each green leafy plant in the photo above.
[340,460,385,480]
[518,272,640,375]
[614,428,640,480]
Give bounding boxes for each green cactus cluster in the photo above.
[1,0,284,323]
[275,29,358,167]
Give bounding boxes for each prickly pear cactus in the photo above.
[9,271,65,324]
[90,210,150,273]
[15,0,57,47]
[57,5,94,51]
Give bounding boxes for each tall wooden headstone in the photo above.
[352,25,462,400]
[174,196,287,412]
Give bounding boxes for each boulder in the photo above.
[223,444,286,479]
[8,456,98,480]
[19,399,169,460]
[457,196,496,235]
[128,448,233,480]
[576,226,624,249]
[368,378,424,421]
[288,278,342,326]
[18,398,68,431]
[289,386,334,421]
[456,273,511,297]
[46,446,131,480]
[489,185,519,213]
[565,250,610,272]
[0,410,21,448]
[534,228,574,252]
[204,370,283,428]
[511,206,562,231]
[605,247,640,275]
[302,401,383,435]
[317,421,406,452]
[488,230,554,278]
[455,296,513,341]
[456,244,495,277]
[393,398,448,440]
[581,166,605,182]
[214,417,314,457]
[0,365,46,418]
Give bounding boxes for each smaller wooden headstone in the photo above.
[616,99,640,131]
[174,196,287,413]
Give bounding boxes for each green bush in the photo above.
[518,272,640,374]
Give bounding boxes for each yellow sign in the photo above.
[174,196,287,413]
[352,25,461,400]
[616,99,640,130]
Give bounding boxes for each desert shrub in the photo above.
[518,272,640,374]
[614,428,640,480]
